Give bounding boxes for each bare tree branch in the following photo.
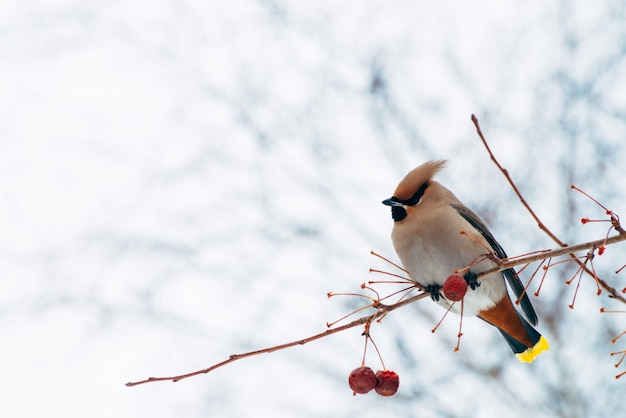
[125,116,626,387]
[478,234,626,277]
[126,227,626,387]
[125,292,430,386]
[471,114,626,305]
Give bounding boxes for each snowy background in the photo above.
[2,1,626,417]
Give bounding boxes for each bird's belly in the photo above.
[399,246,507,316]
[436,280,503,316]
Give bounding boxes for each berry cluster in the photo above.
[348,366,399,396]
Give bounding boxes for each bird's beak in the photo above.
[382,198,403,207]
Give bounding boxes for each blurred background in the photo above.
[2,1,626,417]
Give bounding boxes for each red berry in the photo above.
[443,275,468,302]
[348,366,377,394]
[375,370,399,396]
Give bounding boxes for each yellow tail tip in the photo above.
[515,336,550,363]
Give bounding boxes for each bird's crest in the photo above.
[393,160,447,201]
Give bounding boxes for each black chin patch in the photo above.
[391,206,407,222]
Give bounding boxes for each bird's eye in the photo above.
[406,181,429,206]
[385,181,429,222]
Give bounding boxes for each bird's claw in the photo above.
[464,271,481,290]
[425,284,442,301]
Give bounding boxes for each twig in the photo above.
[126,227,626,386]
[471,114,626,305]
[125,292,430,386]
[126,118,626,387]
[471,115,564,245]
[477,234,626,280]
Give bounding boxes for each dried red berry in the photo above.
[443,275,468,302]
[375,370,399,396]
[348,366,377,394]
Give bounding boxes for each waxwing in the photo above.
[383,160,548,362]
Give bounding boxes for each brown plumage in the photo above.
[383,160,548,362]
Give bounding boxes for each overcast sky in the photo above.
[2,2,626,417]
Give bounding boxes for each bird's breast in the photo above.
[391,219,507,316]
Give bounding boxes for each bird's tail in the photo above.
[497,313,549,363]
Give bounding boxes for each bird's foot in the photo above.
[425,284,442,301]
[463,271,481,290]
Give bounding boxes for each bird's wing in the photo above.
[451,204,538,326]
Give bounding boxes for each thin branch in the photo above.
[126,231,626,386]
[477,233,626,280]
[471,115,565,245]
[126,117,626,387]
[126,227,626,386]
[471,114,626,305]
[125,292,431,386]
